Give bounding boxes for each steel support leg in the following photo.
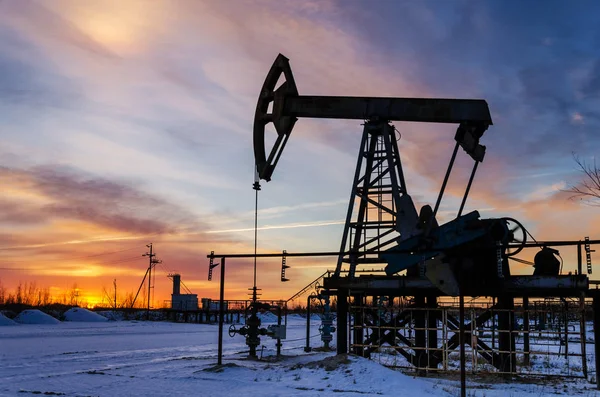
[276,305,282,357]
[337,289,348,354]
[564,299,569,359]
[593,295,600,389]
[414,295,426,369]
[459,294,466,397]
[523,297,530,366]
[352,294,364,356]
[305,295,313,352]
[497,295,516,374]
[579,295,588,379]
[427,295,438,370]
[217,258,226,365]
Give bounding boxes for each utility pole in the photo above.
[143,243,161,320]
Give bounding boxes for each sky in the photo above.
[1,0,600,307]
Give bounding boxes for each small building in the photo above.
[170,274,198,311]
[201,298,228,311]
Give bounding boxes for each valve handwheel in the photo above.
[501,217,527,257]
[228,324,237,338]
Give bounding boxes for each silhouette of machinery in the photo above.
[250,54,589,373]
[254,54,538,295]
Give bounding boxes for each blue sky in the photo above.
[1,0,599,304]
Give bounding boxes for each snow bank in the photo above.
[0,312,17,326]
[96,310,124,321]
[288,313,323,321]
[299,355,437,396]
[14,309,60,324]
[64,308,108,322]
[256,311,278,323]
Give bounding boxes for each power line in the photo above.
[0,246,144,263]
[0,256,144,272]
[95,256,146,265]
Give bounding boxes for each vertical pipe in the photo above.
[442,309,448,371]
[509,298,516,373]
[593,295,600,389]
[510,298,516,373]
[470,308,476,374]
[415,295,426,369]
[253,180,260,292]
[498,295,513,374]
[427,295,438,370]
[578,242,583,275]
[276,305,282,357]
[491,297,496,350]
[353,294,364,356]
[305,295,312,352]
[337,289,348,354]
[459,294,466,397]
[217,258,226,366]
[523,297,530,366]
[579,295,588,379]
[564,299,569,359]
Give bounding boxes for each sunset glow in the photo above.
[1,0,600,306]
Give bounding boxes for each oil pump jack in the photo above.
[210,53,594,375]
[254,54,531,296]
[251,54,589,366]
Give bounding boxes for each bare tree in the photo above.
[15,282,23,304]
[40,288,52,306]
[101,285,115,309]
[24,282,38,306]
[69,283,80,306]
[0,279,5,305]
[121,291,137,308]
[563,154,600,206]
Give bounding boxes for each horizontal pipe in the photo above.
[207,239,600,259]
[323,275,588,295]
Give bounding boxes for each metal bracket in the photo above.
[585,236,594,274]
[496,241,504,278]
[281,250,290,282]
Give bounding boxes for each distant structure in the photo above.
[201,298,228,311]
[170,274,198,311]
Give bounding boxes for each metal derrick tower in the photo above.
[335,121,416,278]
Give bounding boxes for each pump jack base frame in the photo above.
[323,273,591,375]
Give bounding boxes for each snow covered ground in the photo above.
[0,315,598,396]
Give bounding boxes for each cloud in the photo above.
[0,165,193,235]
[1,0,600,301]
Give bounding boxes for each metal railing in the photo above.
[349,297,594,379]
